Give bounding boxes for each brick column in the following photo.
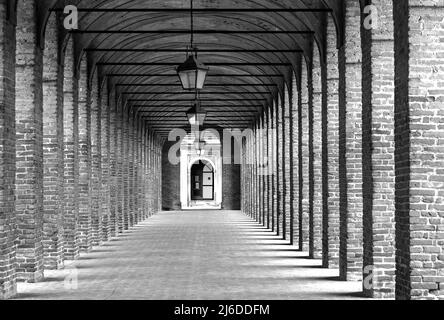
[361,0,396,298]
[131,115,137,224]
[284,87,292,242]
[148,131,154,217]
[138,120,143,222]
[141,123,147,220]
[78,58,92,252]
[324,15,340,269]
[100,83,110,240]
[263,112,270,229]
[116,103,124,232]
[108,89,118,236]
[128,114,135,226]
[339,0,364,281]
[245,131,251,217]
[394,0,444,300]
[15,0,44,281]
[90,73,102,246]
[255,121,261,223]
[63,39,79,261]
[291,74,300,248]
[123,110,130,229]
[256,118,261,220]
[311,44,323,259]
[272,102,278,233]
[257,120,264,225]
[277,97,284,236]
[42,13,64,269]
[300,60,310,252]
[0,2,17,298]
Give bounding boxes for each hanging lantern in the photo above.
[187,103,207,126]
[176,0,209,90]
[177,53,209,90]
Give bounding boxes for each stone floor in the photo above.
[16,210,366,300]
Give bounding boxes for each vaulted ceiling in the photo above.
[39,0,342,137]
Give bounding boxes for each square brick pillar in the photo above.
[116,103,124,232]
[291,74,300,248]
[338,0,364,281]
[108,89,118,236]
[323,15,340,269]
[0,2,17,299]
[78,58,92,252]
[246,131,252,218]
[136,119,143,223]
[63,39,80,261]
[15,0,44,282]
[90,73,102,246]
[311,44,323,259]
[122,108,130,230]
[148,131,154,217]
[42,13,64,270]
[255,121,261,223]
[266,107,274,229]
[100,82,110,241]
[277,96,284,237]
[128,113,135,226]
[261,115,268,227]
[261,114,270,229]
[258,119,264,225]
[361,0,396,298]
[300,59,310,252]
[272,101,278,233]
[284,88,292,242]
[394,0,444,300]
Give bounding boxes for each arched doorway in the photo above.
[180,130,222,209]
[191,160,214,201]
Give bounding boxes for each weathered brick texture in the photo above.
[15,0,44,282]
[42,12,64,270]
[90,72,102,246]
[100,82,110,240]
[63,38,80,261]
[324,15,340,269]
[291,74,300,248]
[300,59,310,252]
[0,1,17,299]
[277,96,284,236]
[394,0,444,300]
[338,0,364,281]
[108,89,118,235]
[78,58,92,252]
[284,88,292,242]
[311,44,323,259]
[361,0,396,298]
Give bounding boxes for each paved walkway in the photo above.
[16,210,365,300]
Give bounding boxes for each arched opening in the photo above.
[190,160,214,201]
[180,130,222,210]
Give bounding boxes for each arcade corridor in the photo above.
[0,0,443,301]
[16,210,362,300]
